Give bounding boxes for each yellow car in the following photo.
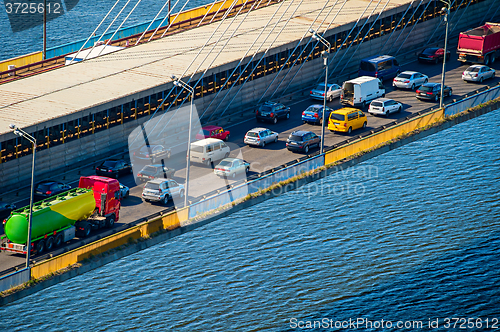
[328,107,367,134]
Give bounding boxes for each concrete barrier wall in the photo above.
[445,86,500,117]
[0,268,30,292]
[31,208,187,280]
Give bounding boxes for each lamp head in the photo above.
[9,123,16,130]
[308,28,315,34]
[171,75,177,81]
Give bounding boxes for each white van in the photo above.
[341,76,385,108]
[190,138,230,166]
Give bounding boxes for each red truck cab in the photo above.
[195,125,230,141]
[79,176,121,222]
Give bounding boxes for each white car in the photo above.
[142,179,184,204]
[393,71,428,90]
[368,98,402,116]
[244,128,278,147]
[462,65,495,83]
[309,83,341,102]
[214,158,250,178]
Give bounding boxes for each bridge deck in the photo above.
[0,0,410,136]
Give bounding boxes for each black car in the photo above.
[286,130,321,154]
[132,145,172,163]
[137,164,176,183]
[256,101,291,124]
[95,159,132,178]
[418,47,451,64]
[34,180,71,201]
[416,83,452,102]
[0,202,16,221]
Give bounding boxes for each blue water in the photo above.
[0,0,213,61]
[1,109,500,331]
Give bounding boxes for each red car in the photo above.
[195,125,230,141]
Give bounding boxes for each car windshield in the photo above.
[398,73,412,79]
[102,160,118,167]
[289,135,303,141]
[246,132,259,137]
[259,105,272,112]
[467,67,480,72]
[218,161,232,167]
[191,145,204,153]
[371,101,384,107]
[145,183,160,190]
[360,61,376,72]
[419,85,433,92]
[423,48,438,55]
[330,113,345,121]
[305,106,320,113]
[36,183,54,191]
[315,84,325,90]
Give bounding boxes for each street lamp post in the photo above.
[171,75,194,208]
[9,124,36,269]
[439,0,451,108]
[309,29,331,154]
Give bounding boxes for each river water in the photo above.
[1,109,500,330]
[0,0,213,61]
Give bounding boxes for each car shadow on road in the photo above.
[120,195,143,207]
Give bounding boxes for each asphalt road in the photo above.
[1,55,499,274]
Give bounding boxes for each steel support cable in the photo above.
[422,0,458,47]
[325,0,382,79]
[378,0,416,54]
[148,0,252,140]
[198,0,219,27]
[147,0,182,42]
[209,0,230,24]
[338,0,392,75]
[135,0,173,45]
[69,0,121,64]
[433,0,468,41]
[261,0,340,102]
[276,0,373,96]
[129,0,244,145]
[447,0,472,36]
[204,0,300,121]
[97,0,145,57]
[160,0,194,38]
[394,0,435,55]
[385,0,423,55]
[489,5,500,22]
[82,0,134,61]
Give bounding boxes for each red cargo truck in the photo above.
[457,22,500,65]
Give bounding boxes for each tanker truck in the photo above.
[1,176,121,255]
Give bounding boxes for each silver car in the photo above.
[309,83,341,102]
[462,65,495,83]
[244,127,278,147]
[142,179,185,204]
[393,71,428,90]
[368,98,402,116]
[214,158,250,178]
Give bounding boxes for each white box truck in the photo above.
[340,76,385,108]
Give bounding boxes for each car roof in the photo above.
[247,127,268,133]
[306,104,324,109]
[291,130,311,136]
[143,164,169,168]
[372,98,393,102]
[422,82,439,87]
[220,157,242,162]
[361,54,395,63]
[423,47,439,51]
[37,180,58,185]
[147,178,168,184]
[332,107,360,115]
[140,144,163,149]
[399,71,419,75]
[191,137,224,146]
[467,64,486,69]
[201,125,222,130]
[348,76,380,84]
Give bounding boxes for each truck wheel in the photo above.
[77,222,91,238]
[54,233,64,247]
[46,236,54,251]
[36,240,45,254]
[485,55,490,65]
[105,215,115,228]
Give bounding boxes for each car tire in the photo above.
[163,195,169,205]
[363,122,367,128]
[448,89,452,97]
[261,141,266,148]
[362,101,367,108]
[179,190,185,199]
[348,127,352,134]
[424,78,428,84]
[434,58,439,64]
[479,77,483,83]
[224,152,229,158]
[304,145,309,154]
[378,76,383,82]
[246,167,250,174]
[434,94,439,102]
[286,112,290,119]
[274,136,278,143]
[224,134,230,141]
[273,117,278,124]
[398,106,402,113]
[411,83,415,90]
[206,158,212,167]
[303,120,307,124]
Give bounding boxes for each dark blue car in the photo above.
[359,55,401,82]
[301,105,332,125]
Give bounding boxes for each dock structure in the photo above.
[0,0,496,189]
